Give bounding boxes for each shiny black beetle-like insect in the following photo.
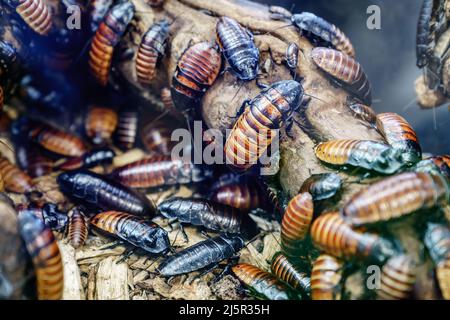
[16,203,68,232]
[300,173,342,201]
[56,147,116,171]
[416,0,435,68]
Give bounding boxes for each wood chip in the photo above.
[95,257,130,300]
[59,242,85,300]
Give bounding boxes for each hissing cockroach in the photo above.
[158,234,244,277]
[57,169,155,216]
[136,20,169,85]
[377,255,416,300]
[160,87,181,118]
[114,110,138,150]
[300,173,342,201]
[16,203,68,232]
[171,41,222,112]
[85,106,118,145]
[285,43,299,71]
[311,254,343,300]
[16,145,53,178]
[311,212,395,264]
[436,252,450,300]
[145,0,164,7]
[314,139,403,174]
[111,155,213,189]
[157,197,258,239]
[232,263,298,300]
[292,12,355,57]
[210,180,264,211]
[224,80,303,171]
[311,47,371,105]
[88,1,135,86]
[0,156,33,193]
[18,209,63,300]
[348,103,377,125]
[271,252,311,295]
[141,119,177,156]
[7,0,53,35]
[426,155,450,178]
[416,0,434,68]
[67,207,89,249]
[269,5,293,20]
[281,192,313,256]
[29,123,87,157]
[216,16,259,81]
[424,223,450,265]
[376,112,422,164]
[342,172,449,226]
[90,211,170,254]
[55,147,116,171]
[87,0,113,33]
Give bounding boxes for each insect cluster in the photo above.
[0,0,448,301]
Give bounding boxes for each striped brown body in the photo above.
[145,0,164,7]
[210,182,263,211]
[13,0,53,35]
[271,253,311,295]
[0,156,33,193]
[378,255,416,300]
[89,2,135,86]
[141,119,177,156]
[114,110,138,150]
[85,106,118,145]
[160,87,181,118]
[136,20,169,84]
[67,208,88,249]
[311,254,343,300]
[171,41,222,112]
[311,47,371,104]
[311,212,395,263]
[225,80,302,171]
[281,192,313,256]
[376,112,422,163]
[348,103,377,124]
[436,252,450,300]
[343,172,449,226]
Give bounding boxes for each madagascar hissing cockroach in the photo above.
[311,254,343,300]
[299,173,342,201]
[141,119,177,156]
[85,106,118,145]
[281,192,313,256]
[87,0,113,33]
[271,252,311,296]
[376,112,422,164]
[285,42,299,72]
[426,155,450,178]
[57,169,155,216]
[157,197,258,239]
[377,255,416,300]
[224,80,303,171]
[210,179,265,211]
[171,41,222,112]
[311,47,371,105]
[292,12,355,57]
[269,5,293,20]
[311,212,395,264]
[0,156,33,193]
[18,209,63,300]
[314,139,403,174]
[216,16,259,81]
[67,207,89,249]
[136,20,170,85]
[342,172,449,226]
[232,263,298,300]
[348,103,377,125]
[160,87,182,118]
[114,110,138,150]
[436,252,450,300]
[16,203,68,232]
[411,158,447,177]
[16,144,53,178]
[110,155,214,189]
[416,0,434,68]
[55,147,116,171]
[90,211,170,254]
[145,0,164,7]
[158,234,244,277]
[88,1,135,86]
[28,123,87,157]
[6,0,53,35]
[424,223,450,265]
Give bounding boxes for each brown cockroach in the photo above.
[114,110,138,150]
[210,180,264,211]
[85,106,118,145]
[67,207,89,249]
[271,252,311,295]
[0,156,33,193]
[348,103,377,125]
[377,255,416,300]
[8,0,53,35]
[311,253,343,300]
[140,119,177,156]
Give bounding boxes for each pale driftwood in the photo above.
[95,256,130,300]
[59,242,85,300]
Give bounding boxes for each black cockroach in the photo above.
[416,0,434,68]
[16,203,68,232]
[158,234,244,277]
[300,173,342,201]
[285,42,299,72]
[377,255,416,300]
[0,156,33,193]
[0,40,20,104]
[271,252,311,296]
[348,103,377,125]
[157,197,258,239]
[216,16,259,81]
[114,110,138,150]
[85,106,118,145]
[6,0,53,35]
[67,207,89,249]
[424,223,450,265]
[57,169,155,216]
[55,147,116,171]
[292,12,355,57]
[87,0,113,33]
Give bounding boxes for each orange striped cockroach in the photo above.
[18,208,64,300]
[0,156,33,193]
[171,41,222,113]
[224,80,303,172]
[271,252,311,296]
[376,112,422,164]
[311,212,396,264]
[135,20,169,85]
[6,0,53,35]
[311,47,371,105]
[292,12,355,57]
[311,254,343,300]
[377,255,416,300]
[140,118,177,156]
[348,103,377,125]
[342,172,449,226]
[281,192,314,256]
[300,173,342,201]
[232,263,298,300]
[89,1,135,86]
[114,109,138,150]
[314,139,404,174]
[67,207,89,249]
[85,106,118,145]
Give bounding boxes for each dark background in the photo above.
[256,0,449,154]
